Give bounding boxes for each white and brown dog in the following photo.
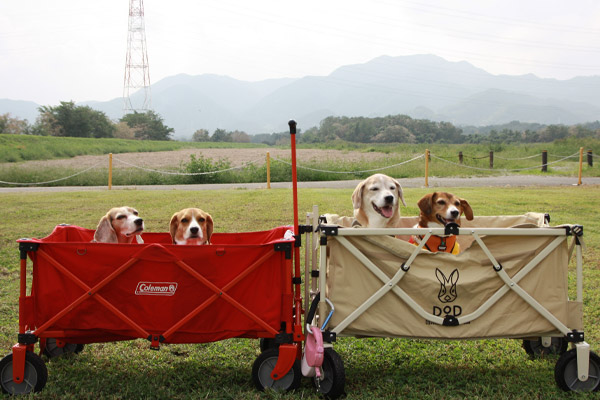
[93,206,144,244]
[410,192,473,254]
[169,208,213,245]
[352,173,406,228]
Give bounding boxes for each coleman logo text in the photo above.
[135,282,178,296]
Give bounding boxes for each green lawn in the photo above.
[0,186,599,398]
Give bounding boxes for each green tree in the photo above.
[120,110,174,140]
[0,113,30,134]
[37,101,115,138]
[211,128,231,142]
[192,129,210,142]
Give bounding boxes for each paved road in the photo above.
[1,175,599,193]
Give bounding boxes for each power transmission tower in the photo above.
[123,0,151,113]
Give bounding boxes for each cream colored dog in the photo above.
[93,206,144,244]
[169,208,213,245]
[352,174,406,228]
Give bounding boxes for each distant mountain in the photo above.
[2,54,599,139]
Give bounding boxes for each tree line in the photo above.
[0,102,174,140]
[298,115,600,144]
[3,106,600,144]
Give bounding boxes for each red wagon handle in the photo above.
[288,120,304,345]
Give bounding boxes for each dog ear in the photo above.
[205,213,214,244]
[460,198,474,220]
[93,215,117,243]
[169,213,180,244]
[393,178,407,206]
[351,180,365,210]
[417,193,434,215]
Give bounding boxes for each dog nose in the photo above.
[384,195,394,204]
[134,218,143,226]
[190,227,199,234]
[450,210,459,218]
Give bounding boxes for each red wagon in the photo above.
[0,121,313,396]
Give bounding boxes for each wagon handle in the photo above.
[288,119,299,237]
[289,119,304,343]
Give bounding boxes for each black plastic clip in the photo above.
[444,222,460,236]
[274,242,292,259]
[566,330,585,343]
[442,315,459,326]
[275,332,293,344]
[298,224,314,234]
[18,333,38,345]
[322,330,337,343]
[19,242,39,260]
[292,277,302,285]
[320,226,338,236]
[311,270,320,278]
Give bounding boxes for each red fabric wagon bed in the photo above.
[18,224,295,346]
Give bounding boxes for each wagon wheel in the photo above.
[252,347,301,392]
[522,337,568,358]
[554,349,600,392]
[313,348,346,399]
[0,352,48,395]
[43,338,85,358]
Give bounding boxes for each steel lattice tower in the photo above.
[123,0,151,112]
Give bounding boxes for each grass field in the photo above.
[0,185,599,398]
[1,136,599,187]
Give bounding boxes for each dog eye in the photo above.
[116,215,126,220]
[181,218,189,223]
[198,217,205,223]
[454,201,460,207]
[370,187,379,191]
[437,200,446,205]
[133,211,138,216]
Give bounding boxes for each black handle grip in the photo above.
[288,120,297,134]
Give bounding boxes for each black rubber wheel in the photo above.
[554,349,600,392]
[0,352,48,395]
[43,338,85,358]
[252,347,301,392]
[313,348,346,399]
[522,337,568,358]
[259,338,279,352]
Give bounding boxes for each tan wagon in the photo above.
[302,209,599,396]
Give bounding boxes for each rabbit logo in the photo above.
[435,268,459,303]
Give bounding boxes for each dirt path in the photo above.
[0,148,391,170]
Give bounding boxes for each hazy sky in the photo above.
[1,0,599,105]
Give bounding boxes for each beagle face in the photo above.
[417,192,473,229]
[352,173,406,228]
[93,206,144,244]
[170,208,213,245]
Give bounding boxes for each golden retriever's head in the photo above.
[93,206,144,243]
[169,208,213,245]
[352,173,406,228]
[417,192,473,228]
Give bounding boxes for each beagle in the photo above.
[93,206,144,244]
[410,192,473,254]
[352,173,406,228]
[169,208,213,245]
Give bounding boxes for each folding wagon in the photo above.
[301,209,599,395]
[0,121,310,396]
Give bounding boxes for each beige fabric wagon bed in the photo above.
[314,213,583,340]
